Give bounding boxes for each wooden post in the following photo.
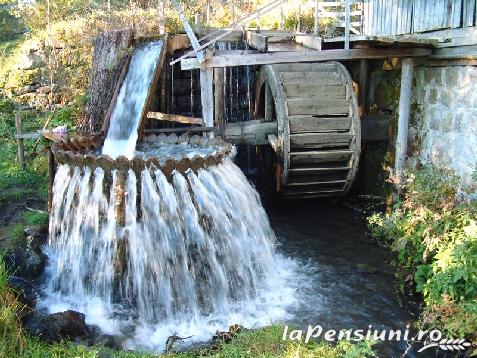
[47,146,55,211]
[395,58,414,191]
[214,68,225,135]
[200,67,214,137]
[344,0,350,50]
[194,14,201,33]
[358,58,368,116]
[314,0,319,35]
[15,113,25,169]
[265,84,273,121]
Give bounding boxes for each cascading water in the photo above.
[41,39,298,352]
[102,41,163,159]
[43,153,298,350]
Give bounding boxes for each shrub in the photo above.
[368,166,477,343]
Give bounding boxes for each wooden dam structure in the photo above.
[27,0,477,201]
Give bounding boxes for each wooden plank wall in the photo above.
[362,0,476,36]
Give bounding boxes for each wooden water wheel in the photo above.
[255,61,361,199]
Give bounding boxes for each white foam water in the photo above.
[42,159,300,352]
[102,41,163,159]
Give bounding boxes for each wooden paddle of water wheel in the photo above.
[255,61,361,199]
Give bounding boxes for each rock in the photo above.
[5,247,46,279]
[25,310,92,342]
[93,334,123,350]
[24,225,48,253]
[14,84,40,96]
[36,86,52,94]
[7,276,37,318]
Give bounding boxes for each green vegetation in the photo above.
[368,167,477,350]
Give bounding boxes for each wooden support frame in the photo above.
[395,58,414,192]
[264,84,273,122]
[295,35,323,50]
[214,68,225,133]
[358,58,368,116]
[170,0,205,63]
[169,0,284,65]
[200,67,214,136]
[181,47,432,70]
[147,112,204,125]
[344,0,351,50]
[246,31,269,52]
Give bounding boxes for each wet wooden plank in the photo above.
[290,150,353,164]
[290,133,353,149]
[181,47,432,69]
[289,115,351,133]
[287,98,349,116]
[147,112,204,125]
[283,84,346,99]
[280,71,342,85]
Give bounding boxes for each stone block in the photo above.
[424,67,443,85]
[440,111,454,132]
[440,88,454,108]
[454,111,465,132]
[427,87,438,104]
[444,67,461,86]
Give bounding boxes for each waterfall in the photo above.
[43,157,297,350]
[43,38,297,351]
[102,41,163,159]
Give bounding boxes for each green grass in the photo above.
[22,211,48,226]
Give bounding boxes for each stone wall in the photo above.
[410,66,477,187]
[367,64,477,190]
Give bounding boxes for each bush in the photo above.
[368,166,477,344]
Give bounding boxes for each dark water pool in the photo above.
[269,199,436,358]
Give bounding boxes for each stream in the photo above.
[269,200,432,358]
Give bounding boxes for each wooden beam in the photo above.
[358,58,368,116]
[265,84,273,122]
[395,58,413,191]
[144,126,216,134]
[147,112,204,125]
[200,67,214,136]
[295,35,323,50]
[223,119,277,145]
[431,45,477,59]
[181,47,432,70]
[170,0,205,62]
[246,31,269,52]
[214,68,225,131]
[344,0,350,50]
[169,0,284,65]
